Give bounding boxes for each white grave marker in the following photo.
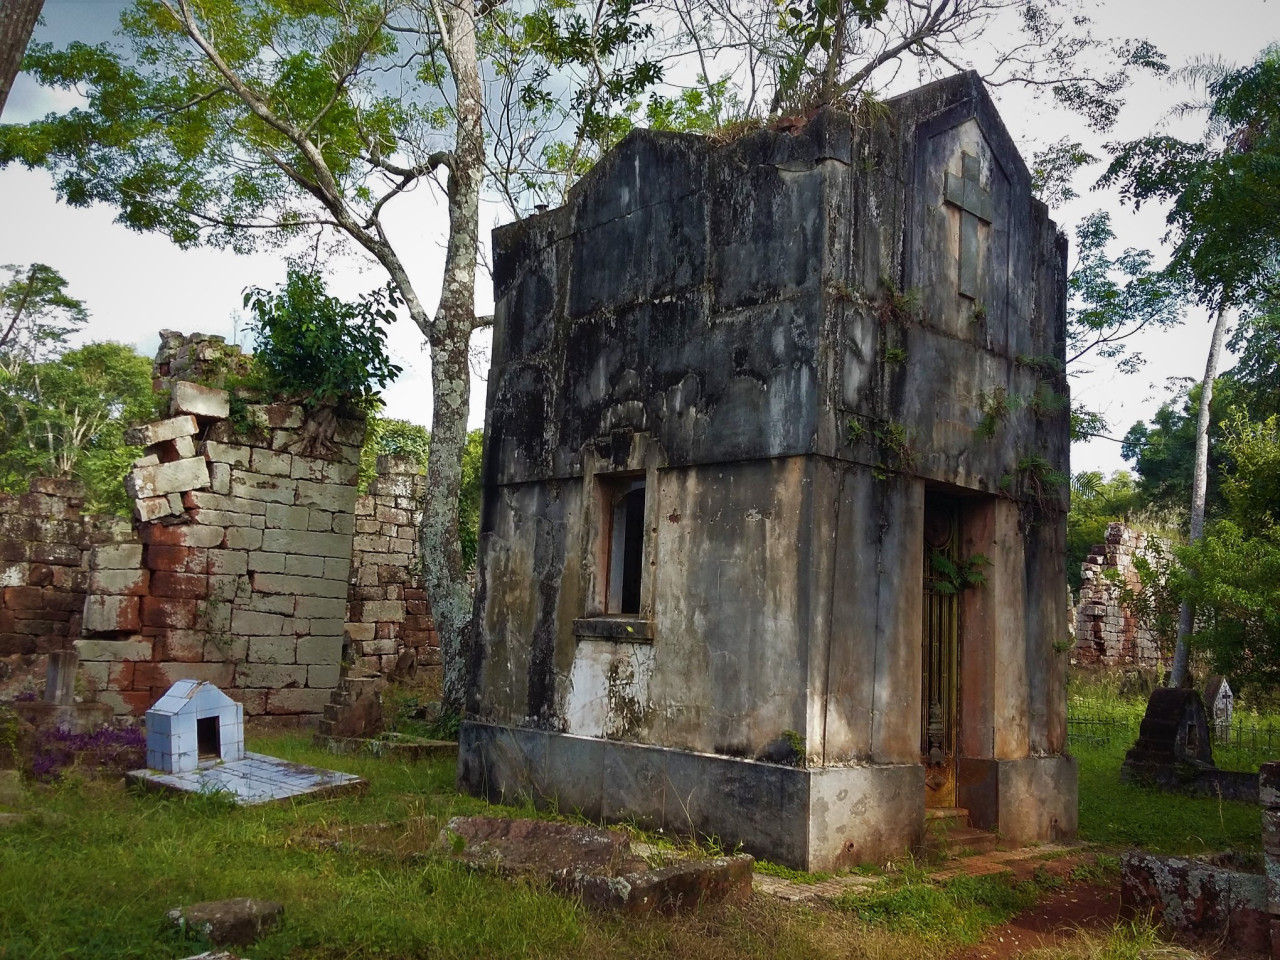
[145,679,245,773]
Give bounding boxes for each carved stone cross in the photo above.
[944,152,993,300]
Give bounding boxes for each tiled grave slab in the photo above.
[127,752,365,805]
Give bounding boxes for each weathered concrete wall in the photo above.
[77,368,365,718]
[459,721,925,870]
[346,455,438,675]
[468,71,1072,866]
[1073,522,1165,669]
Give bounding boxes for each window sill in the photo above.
[573,616,654,642]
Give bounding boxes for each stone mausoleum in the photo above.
[460,71,1077,870]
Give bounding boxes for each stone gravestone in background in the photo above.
[462,71,1075,871]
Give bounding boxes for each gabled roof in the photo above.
[148,679,237,717]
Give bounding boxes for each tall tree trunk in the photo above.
[1168,304,1229,687]
[425,0,484,713]
[0,0,44,117]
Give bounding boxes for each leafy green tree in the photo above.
[1064,211,1185,440]
[0,263,88,370]
[0,341,160,513]
[1101,45,1280,685]
[662,0,1166,126]
[1,0,658,709]
[1121,385,1213,519]
[1224,296,1280,422]
[243,269,402,412]
[1172,412,1280,690]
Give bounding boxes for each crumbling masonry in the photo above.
[1072,522,1164,669]
[0,333,440,721]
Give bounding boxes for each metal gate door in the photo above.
[922,496,960,808]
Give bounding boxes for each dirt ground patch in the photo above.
[949,882,1121,958]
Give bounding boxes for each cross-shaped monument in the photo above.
[944,152,993,300]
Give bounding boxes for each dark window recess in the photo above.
[607,480,646,615]
[196,716,221,760]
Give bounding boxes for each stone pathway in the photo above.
[752,844,1080,902]
[127,752,365,804]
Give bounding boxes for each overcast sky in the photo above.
[2,0,1277,475]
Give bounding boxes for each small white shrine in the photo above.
[145,679,244,773]
[132,679,364,804]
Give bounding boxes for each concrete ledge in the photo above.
[458,720,924,870]
[958,755,1078,844]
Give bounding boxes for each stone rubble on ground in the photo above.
[168,898,283,947]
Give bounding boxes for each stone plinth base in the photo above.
[457,720,924,871]
[957,755,1079,843]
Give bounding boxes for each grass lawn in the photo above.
[1069,676,1266,853]
[1,681,1269,959]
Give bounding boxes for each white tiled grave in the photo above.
[145,679,244,774]
[128,751,365,804]
[130,680,364,804]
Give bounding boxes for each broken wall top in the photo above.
[488,71,1069,507]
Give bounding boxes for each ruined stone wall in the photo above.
[1072,522,1165,669]
[346,455,438,675]
[0,479,132,665]
[0,332,440,718]
[77,367,365,718]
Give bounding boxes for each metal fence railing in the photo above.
[1067,711,1280,771]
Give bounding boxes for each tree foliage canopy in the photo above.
[0,339,160,514]
[1101,46,1280,308]
[244,268,402,411]
[658,0,1166,127]
[1171,412,1280,690]
[0,264,158,514]
[0,262,89,369]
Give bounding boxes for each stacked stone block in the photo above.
[152,329,254,391]
[77,377,366,719]
[1072,522,1165,668]
[0,478,132,663]
[1261,762,1280,956]
[346,455,438,674]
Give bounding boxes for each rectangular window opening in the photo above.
[605,478,646,615]
[196,716,221,760]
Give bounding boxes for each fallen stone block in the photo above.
[441,816,754,916]
[167,898,283,947]
[170,382,230,421]
[135,495,181,523]
[145,435,198,462]
[126,415,199,448]
[576,856,755,916]
[1121,850,1271,953]
[126,458,211,500]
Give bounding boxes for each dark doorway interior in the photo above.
[922,492,962,808]
[196,715,221,760]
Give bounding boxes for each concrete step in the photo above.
[924,806,970,827]
[931,825,1000,858]
[923,808,1000,858]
